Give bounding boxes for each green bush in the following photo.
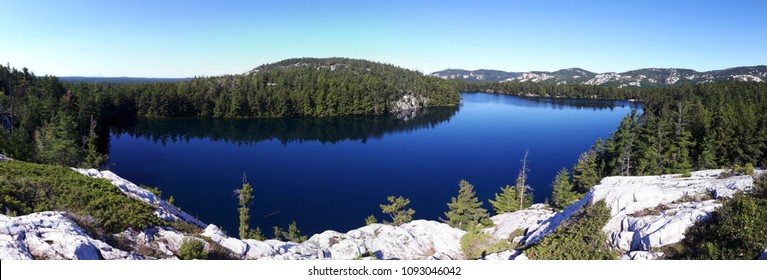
[0,160,159,233]
[744,163,755,176]
[667,175,767,259]
[525,200,617,260]
[178,238,208,260]
[460,232,495,260]
[365,215,377,225]
[460,230,518,260]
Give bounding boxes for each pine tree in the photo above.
[515,149,533,210]
[445,180,489,230]
[365,215,378,225]
[34,111,80,166]
[284,221,307,242]
[379,196,415,226]
[489,184,531,214]
[611,111,638,176]
[236,174,254,239]
[82,115,107,168]
[665,102,693,173]
[550,168,580,210]
[572,149,600,193]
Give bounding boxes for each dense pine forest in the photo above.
[0,58,460,167]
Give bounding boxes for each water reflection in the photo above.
[462,92,642,111]
[110,105,460,145]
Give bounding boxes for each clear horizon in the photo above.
[2,0,766,78]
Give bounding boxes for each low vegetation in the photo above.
[178,238,207,260]
[525,200,617,260]
[0,160,159,234]
[666,175,767,259]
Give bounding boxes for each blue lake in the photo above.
[107,93,641,236]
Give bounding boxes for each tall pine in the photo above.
[445,180,489,231]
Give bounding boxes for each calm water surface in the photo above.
[108,93,641,235]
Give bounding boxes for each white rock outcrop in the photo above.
[0,212,131,260]
[3,160,762,260]
[391,94,428,112]
[483,204,554,243]
[524,169,763,259]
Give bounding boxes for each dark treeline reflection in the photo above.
[109,105,460,146]
[462,92,643,111]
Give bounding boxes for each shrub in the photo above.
[525,200,617,260]
[0,160,158,233]
[178,238,208,260]
[460,232,495,259]
[667,175,767,259]
[365,215,377,225]
[460,230,517,260]
[744,163,755,176]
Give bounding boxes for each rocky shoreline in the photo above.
[1,154,765,260]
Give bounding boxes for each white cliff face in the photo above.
[390,94,428,112]
[524,169,763,259]
[73,168,206,228]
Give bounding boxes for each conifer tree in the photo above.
[550,168,580,210]
[82,115,107,168]
[236,174,254,239]
[489,184,529,214]
[445,180,489,230]
[572,149,600,193]
[284,221,307,242]
[379,196,415,226]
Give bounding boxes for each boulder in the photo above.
[0,212,128,260]
[483,204,554,241]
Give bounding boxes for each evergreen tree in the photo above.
[489,150,534,214]
[284,221,307,242]
[611,111,638,176]
[572,149,600,193]
[514,149,533,210]
[550,168,580,210]
[489,184,530,214]
[236,175,254,239]
[445,180,489,230]
[665,102,693,173]
[34,112,80,166]
[379,195,415,226]
[82,115,107,168]
[365,215,377,225]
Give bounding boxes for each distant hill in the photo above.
[59,77,192,84]
[431,65,767,87]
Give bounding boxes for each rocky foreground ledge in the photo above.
[1,160,765,260]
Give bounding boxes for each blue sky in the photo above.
[2,0,765,77]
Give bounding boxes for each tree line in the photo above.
[0,58,460,167]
